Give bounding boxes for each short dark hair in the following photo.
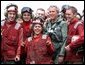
[67,6,77,14]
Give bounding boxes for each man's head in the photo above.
[36,8,45,20]
[21,7,33,22]
[65,6,77,22]
[48,5,59,20]
[5,3,18,22]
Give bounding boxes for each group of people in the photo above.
[1,3,84,64]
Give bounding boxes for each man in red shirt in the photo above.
[64,6,84,64]
[1,3,22,64]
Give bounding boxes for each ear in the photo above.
[73,13,76,18]
[4,12,8,17]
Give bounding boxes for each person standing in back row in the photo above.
[44,5,67,64]
[16,7,33,64]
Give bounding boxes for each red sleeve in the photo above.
[16,28,23,57]
[69,24,84,49]
[24,39,29,53]
[46,36,55,54]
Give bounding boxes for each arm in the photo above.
[69,24,84,49]
[59,22,67,56]
[58,22,67,64]
[15,28,23,61]
[46,36,55,54]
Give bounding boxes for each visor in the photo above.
[21,7,33,13]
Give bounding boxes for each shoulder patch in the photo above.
[42,35,47,39]
[1,20,5,26]
[74,21,82,29]
[28,37,32,42]
[14,23,21,30]
[71,35,79,42]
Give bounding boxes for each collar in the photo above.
[33,34,42,39]
[70,17,79,24]
[50,16,63,24]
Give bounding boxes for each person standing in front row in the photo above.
[1,3,22,64]
[24,17,55,64]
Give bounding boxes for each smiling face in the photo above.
[65,9,75,22]
[33,24,42,35]
[22,12,31,22]
[7,11,16,22]
[36,9,45,19]
[48,7,58,20]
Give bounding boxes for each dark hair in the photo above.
[33,16,44,24]
[67,6,77,14]
[61,5,70,14]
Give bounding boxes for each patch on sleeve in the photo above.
[1,20,5,26]
[14,23,21,30]
[42,35,47,39]
[74,21,82,29]
[28,37,32,42]
[71,35,79,42]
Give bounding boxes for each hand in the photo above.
[30,61,35,64]
[46,41,51,47]
[58,56,64,64]
[14,55,20,62]
[65,45,71,52]
[21,42,25,47]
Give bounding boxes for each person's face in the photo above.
[33,24,42,35]
[22,12,31,21]
[36,10,45,19]
[65,9,75,22]
[48,7,58,20]
[7,11,16,22]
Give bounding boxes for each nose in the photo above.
[11,14,14,17]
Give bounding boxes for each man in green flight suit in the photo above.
[44,5,67,64]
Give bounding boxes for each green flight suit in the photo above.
[44,17,67,64]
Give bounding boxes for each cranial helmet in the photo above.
[21,7,33,14]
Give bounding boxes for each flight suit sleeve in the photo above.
[59,22,67,56]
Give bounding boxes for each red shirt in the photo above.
[22,21,32,41]
[1,21,21,61]
[20,21,32,57]
[25,34,55,64]
[65,18,84,62]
